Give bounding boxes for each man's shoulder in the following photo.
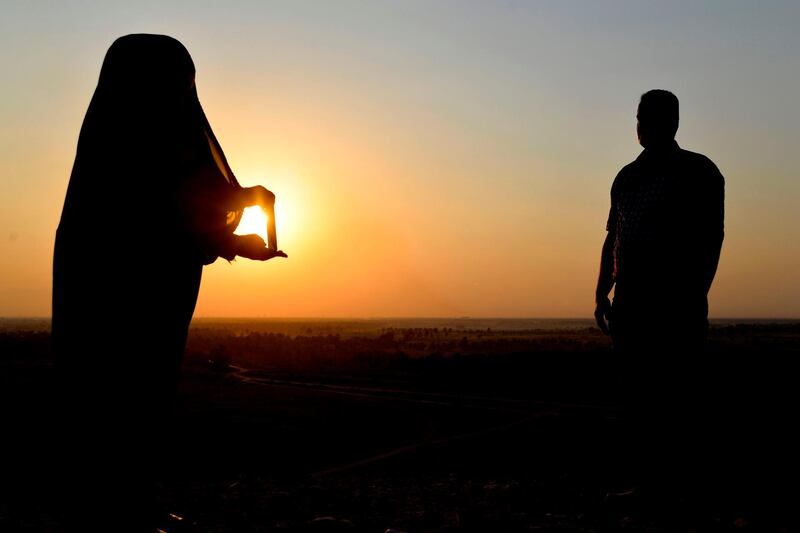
[611,159,641,193]
[618,159,640,174]
[677,148,723,179]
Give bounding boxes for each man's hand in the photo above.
[594,296,612,335]
[595,231,615,335]
[235,234,287,261]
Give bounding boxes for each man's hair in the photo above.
[638,89,679,136]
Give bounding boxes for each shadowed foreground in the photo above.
[2,319,798,531]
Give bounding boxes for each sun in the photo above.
[230,172,302,253]
[234,206,269,243]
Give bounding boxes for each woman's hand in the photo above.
[235,234,287,261]
[236,186,275,209]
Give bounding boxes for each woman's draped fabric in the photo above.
[52,34,241,530]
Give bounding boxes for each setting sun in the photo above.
[235,206,269,243]
[228,173,308,257]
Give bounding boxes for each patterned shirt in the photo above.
[606,142,724,310]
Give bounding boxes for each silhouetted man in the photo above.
[595,90,724,354]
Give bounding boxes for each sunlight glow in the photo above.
[231,171,308,256]
[235,206,269,243]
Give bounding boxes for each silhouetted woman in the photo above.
[52,34,285,531]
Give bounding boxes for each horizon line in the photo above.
[2,316,800,321]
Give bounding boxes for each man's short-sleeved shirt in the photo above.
[606,141,724,308]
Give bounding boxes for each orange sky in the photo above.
[1,2,799,318]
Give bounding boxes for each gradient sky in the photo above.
[2,1,799,318]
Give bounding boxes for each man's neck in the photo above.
[643,139,679,153]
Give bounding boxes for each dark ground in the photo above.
[1,319,799,532]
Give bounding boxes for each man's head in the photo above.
[637,90,679,149]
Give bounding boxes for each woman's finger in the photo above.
[258,187,276,206]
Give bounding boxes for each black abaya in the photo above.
[52,34,242,531]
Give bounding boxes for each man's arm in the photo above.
[594,231,615,334]
[595,179,619,335]
[700,164,725,294]
[701,236,723,296]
